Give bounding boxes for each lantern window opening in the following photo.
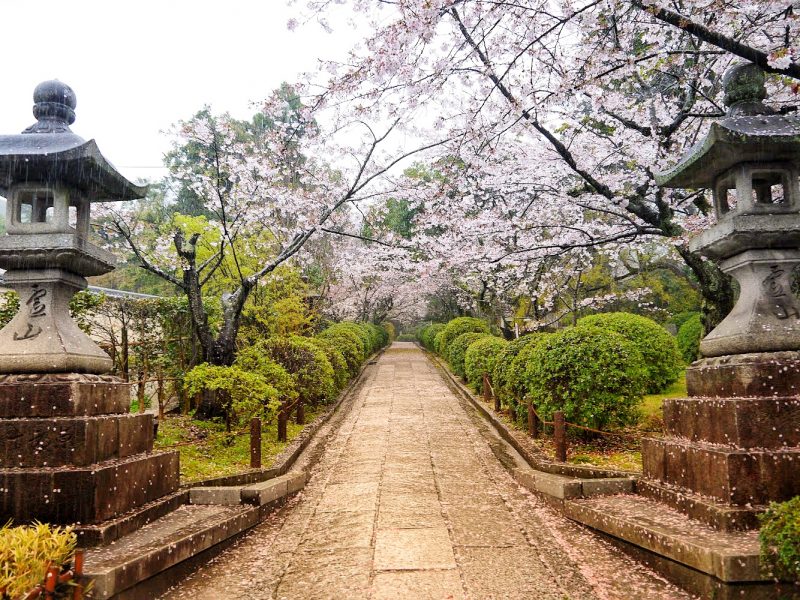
[751,170,789,206]
[17,189,55,225]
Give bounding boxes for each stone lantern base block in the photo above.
[0,373,130,418]
[640,355,800,531]
[641,436,800,505]
[0,413,154,468]
[0,375,181,525]
[0,451,180,524]
[686,352,800,397]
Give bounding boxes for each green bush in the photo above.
[492,333,550,416]
[670,311,700,331]
[525,326,648,430]
[447,332,491,378]
[317,325,365,376]
[677,313,703,364]
[578,312,682,393]
[464,336,508,392]
[184,363,283,423]
[759,496,800,581]
[308,337,350,391]
[0,521,78,599]
[419,323,445,351]
[433,330,446,354]
[396,333,417,341]
[438,317,490,357]
[329,322,372,357]
[260,335,336,405]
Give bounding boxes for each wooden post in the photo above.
[482,372,495,410]
[296,398,305,425]
[277,405,288,442]
[73,549,84,600]
[554,410,567,462]
[44,564,59,599]
[528,400,538,438]
[137,356,147,414]
[250,417,262,469]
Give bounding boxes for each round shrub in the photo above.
[433,330,446,354]
[525,326,648,430]
[381,321,396,342]
[308,337,350,391]
[260,335,336,404]
[420,323,445,351]
[340,322,373,356]
[464,336,508,392]
[759,496,800,581]
[317,325,365,375]
[492,333,550,415]
[448,332,491,378]
[677,313,703,364]
[438,317,490,357]
[234,347,297,400]
[578,312,682,393]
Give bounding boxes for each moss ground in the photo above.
[154,408,322,483]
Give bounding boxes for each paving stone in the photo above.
[371,570,465,600]
[374,527,457,570]
[299,509,374,549]
[275,548,372,599]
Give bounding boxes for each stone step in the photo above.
[189,471,307,506]
[84,503,259,599]
[562,493,761,583]
[511,466,635,500]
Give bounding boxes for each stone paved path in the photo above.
[162,343,693,599]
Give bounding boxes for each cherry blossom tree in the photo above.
[105,86,447,386]
[290,0,800,328]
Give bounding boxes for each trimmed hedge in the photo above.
[437,317,490,358]
[578,312,682,393]
[492,333,550,417]
[418,323,445,351]
[308,337,350,391]
[448,332,491,378]
[677,313,703,363]
[260,335,336,404]
[464,336,508,392]
[525,326,647,430]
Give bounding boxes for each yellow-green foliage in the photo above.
[759,496,800,581]
[0,521,77,599]
[381,321,396,341]
[184,364,283,423]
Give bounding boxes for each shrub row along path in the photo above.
[162,342,691,599]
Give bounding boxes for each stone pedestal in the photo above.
[0,268,114,374]
[0,374,179,525]
[640,353,800,531]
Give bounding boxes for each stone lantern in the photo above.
[641,64,800,530]
[0,82,178,531]
[0,81,146,373]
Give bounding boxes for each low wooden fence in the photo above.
[20,550,84,600]
[481,372,638,463]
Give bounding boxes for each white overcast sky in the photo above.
[0,0,361,183]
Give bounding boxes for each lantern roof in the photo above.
[0,81,147,201]
[655,64,800,189]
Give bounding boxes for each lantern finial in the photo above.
[24,80,77,134]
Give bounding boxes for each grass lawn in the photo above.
[154,408,322,483]
[641,372,687,419]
